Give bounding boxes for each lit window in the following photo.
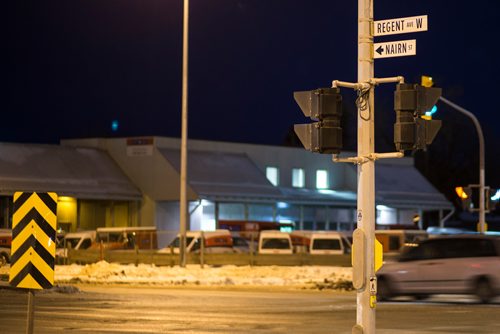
[266,167,279,186]
[316,170,329,189]
[292,168,305,188]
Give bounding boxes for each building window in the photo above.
[316,170,329,189]
[292,168,305,188]
[266,166,279,186]
[248,204,274,222]
[218,203,245,220]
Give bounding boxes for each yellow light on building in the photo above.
[58,196,76,203]
[57,196,77,232]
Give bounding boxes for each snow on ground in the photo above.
[1,262,353,290]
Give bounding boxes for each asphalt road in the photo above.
[0,285,499,333]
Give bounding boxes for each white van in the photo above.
[159,230,234,254]
[56,231,96,258]
[291,230,351,255]
[258,231,293,254]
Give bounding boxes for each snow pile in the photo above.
[51,262,353,290]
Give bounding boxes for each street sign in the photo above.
[374,39,416,59]
[9,192,58,289]
[374,15,428,36]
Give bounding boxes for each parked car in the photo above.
[158,230,234,254]
[377,235,500,303]
[56,231,96,258]
[258,231,293,254]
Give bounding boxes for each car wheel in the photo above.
[476,278,494,304]
[377,278,394,301]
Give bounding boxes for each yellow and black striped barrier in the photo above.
[9,192,58,289]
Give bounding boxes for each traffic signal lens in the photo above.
[425,105,438,117]
[491,189,500,201]
[455,186,468,199]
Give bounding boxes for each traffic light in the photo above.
[420,75,437,120]
[294,87,343,154]
[393,83,442,151]
[488,188,499,211]
[455,186,472,211]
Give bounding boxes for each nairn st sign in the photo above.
[374,39,416,59]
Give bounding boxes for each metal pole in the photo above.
[26,289,35,334]
[354,0,376,333]
[439,97,486,233]
[179,0,190,267]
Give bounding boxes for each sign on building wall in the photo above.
[126,137,154,157]
[9,192,58,289]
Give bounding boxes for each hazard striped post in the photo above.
[9,192,58,334]
[9,192,58,289]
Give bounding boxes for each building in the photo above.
[0,137,452,238]
[0,141,141,232]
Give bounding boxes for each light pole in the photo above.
[439,97,486,233]
[179,0,189,267]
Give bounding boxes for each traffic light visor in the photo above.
[421,75,434,87]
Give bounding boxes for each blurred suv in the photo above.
[377,234,500,303]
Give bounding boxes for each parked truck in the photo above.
[90,226,158,250]
[159,230,234,254]
[290,230,351,255]
[258,230,293,254]
[56,230,96,259]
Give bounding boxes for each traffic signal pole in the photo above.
[439,97,486,233]
[355,0,376,332]
[294,2,441,333]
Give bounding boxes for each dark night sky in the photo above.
[4,1,500,190]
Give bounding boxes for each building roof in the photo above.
[159,148,282,200]
[0,142,141,200]
[161,148,446,208]
[373,163,451,209]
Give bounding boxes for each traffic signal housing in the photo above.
[294,88,343,154]
[420,75,438,120]
[455,186,472,211]
[490,188,500,211]
[394,83,442,151]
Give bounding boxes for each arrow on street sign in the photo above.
[374,39,416,59]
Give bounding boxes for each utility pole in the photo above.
[179,0,189,267]
[354,0,376,332]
